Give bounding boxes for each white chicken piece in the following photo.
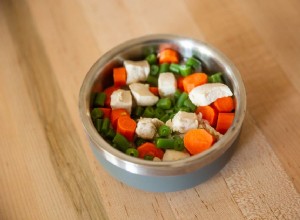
[168,111,198,133]
[189,83,233,106]
[124,60,150,84]
[129,83,159,106]
[162,149,190,162]
[135,118,164,140]
[158,72,177,97]
[110,89,132,114]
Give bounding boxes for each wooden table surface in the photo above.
[1,0,300,219]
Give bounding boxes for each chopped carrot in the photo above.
[113,67,127,87]
[159,49,179,64]
[184,129,214,155]
[182,73,208,93]
[99,108,111,118]
[196,106,218,126]
[137,142,164,159]
[103,86,119,107]
[177,76,184,91]
[110,108,130,129]
[216,113,235,134]
[149,87,159,96]
[212,96,235,113]
[116,115,137,142]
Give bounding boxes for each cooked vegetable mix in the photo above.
[91,49,235,161]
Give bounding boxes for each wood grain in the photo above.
[1,0,300,219]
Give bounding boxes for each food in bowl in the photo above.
[90,48,236,162]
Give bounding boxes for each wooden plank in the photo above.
[1,1,108,219]
[185,0,300,191]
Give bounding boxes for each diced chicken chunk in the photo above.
[189,83,233,106]
[110,89,132,114]
[158,72,177,97]
[129,83,159,106]
[135,118,164,140]
[168,111,198,133]
[124,60,150,84]
[162,149,190,161]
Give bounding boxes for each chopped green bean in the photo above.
[173,136,185,151]
[94,118,103,133]
[144,155,154,160]
[135,138,146,147]
[208,72,224,83]
[183,98,196,112]
[176,92,188,107]
[134,106,144,117]
[159,63,170,73]
[150,65,159,76]
[101,117,110,135]
[143,106,155,118]
[126,148,139,157]
[185,57,201,69]
[146,53,157,65]
[180,65,192,77]
[160,113,170,123]
[158,125,172,137]
[156,98,172,110]
[179,106,191,112]
[146,75,158,86]
[154,107,165,118]
[91,108,103,121]
[156,138,175,149]
[174,89,182,100]
[113,133,131,152]
[93,92,106,107]
[106,128,116,140]
[169,63,180,73]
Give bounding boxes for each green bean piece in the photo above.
[174,89,182,100]
[106,128,116,140]
[180,65,192,77]
[173,136,185,151]
[135,137,146,147]
[156,98,172,110]
[169,63,180,74]
[126,148,139,157]
[158,125,172,137]
[183,98,197,112]
[91,108,103,121]
[144,155,154,160]
[176,92,188,107]
[208,72,224,83]
[146,53,157,65]
[101,117,110,135]
[156,138,175,149]
[160,113,170,123]
[150,65,159,76]
[154,107,165,119]
[94,118,103,133]
[179,106,191,112]
[169,113,176,119]
[146,75,158,86]
[112,133,131,152]
[159,63,170,73]
[143,106,155,118]
[134,106,144,117]
[93,92,106,107]
[185,57,202,69]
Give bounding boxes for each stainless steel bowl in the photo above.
[79,34,246,192]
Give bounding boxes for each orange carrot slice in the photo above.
[212,96,235,113]
[184,129,214,155]
[113,67,127,87]
[196,106,218,126]
[159,49,179,64]
[216,113,235,134]
[182,73,208,93]
[137,142,164,159]
[110,108,129,129]
[116,115,137,142]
